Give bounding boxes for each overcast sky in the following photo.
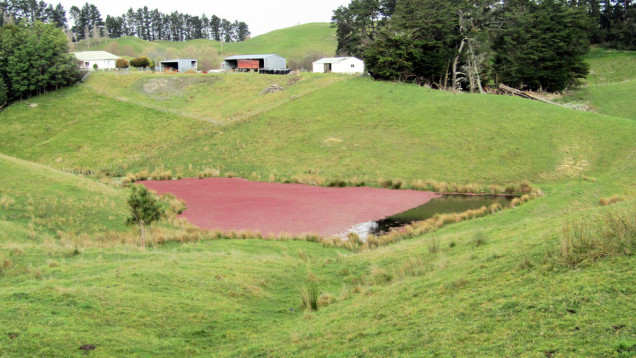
[56,0,352,36]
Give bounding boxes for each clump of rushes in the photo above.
[561,206,635,267]
[472,231,487,247]
[300,281,319,311]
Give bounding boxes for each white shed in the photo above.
[312,57,365,74]
[73,51,120,70]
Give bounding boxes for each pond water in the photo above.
[345,195,512,238]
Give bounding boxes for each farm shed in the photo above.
[224,54,287,72]
[73,51,120,70]
[160,59,198,72]
[313,57,365,74]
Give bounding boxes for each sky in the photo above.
[56,0,352,36]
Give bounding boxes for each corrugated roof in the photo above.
[73,51,120,61]
[224,54,283,60]
[160,59,197,62]
[313,57,362,64]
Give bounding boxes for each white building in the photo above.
[312,57,365,74]
[73,51,121,70]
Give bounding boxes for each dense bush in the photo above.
[115,58,129,69]
[0,22,79,105]
[336,0,593,92]
[130,56,150,69]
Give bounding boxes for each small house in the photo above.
[313,57,364,74]
[73,51,120,70]
[159,59,198,72]
[224,54,287,72]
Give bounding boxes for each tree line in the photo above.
[0,21,80,108]
[0,1,250,43]
[332,0,635,92]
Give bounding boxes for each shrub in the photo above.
[300,281,319,311]
[130,56,150,69]
[561,206,636,267]
[92,63,98,70]
[115,58,129,69]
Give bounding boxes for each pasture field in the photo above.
[558,47,636,120]
[0,45,635,356]
[1,74,634,186]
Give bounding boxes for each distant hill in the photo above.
[76,22,337,70]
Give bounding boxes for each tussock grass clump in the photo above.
[317,293,335,307]
[599,195,626,206]
[519,256,535,270]
[428,238,440,254]
[122,169,175,185]
[370,266,393,285]
[159,193,186,218]
[395,257,430,280]
[561,206,636,267]
[472,231,488,247]
[0,254,12,273]
[300,281,319,311]
[0,195,16,209]
[290,173,326,186]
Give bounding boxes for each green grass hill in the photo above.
[0,46,634,356]
[558,47,636,120]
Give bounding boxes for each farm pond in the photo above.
[140,177,510,238]
[344,195,512,238]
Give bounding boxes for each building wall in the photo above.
[160,60,198,72]
[333,59,364,74]
[80,59,117,71]
[312,58,365,74]
[313,63,327,73]
[264,56,287,70]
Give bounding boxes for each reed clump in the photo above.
[561,206,635,267]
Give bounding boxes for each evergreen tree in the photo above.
[365,0,460,86]
[210,14,221,41]
[493,0,590,91]
[126,185,164,249]
[0,21,79,105]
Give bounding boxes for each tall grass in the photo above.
[300,281,319,311]
[561,206,636,266]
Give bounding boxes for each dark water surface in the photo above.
[347,195,512,238]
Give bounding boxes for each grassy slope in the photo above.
[559,47,636,120]
[0,154,128,241]
[1,74,634,186]
[0,48,635,356]
[158,78,635,184]
[83,22,336,62]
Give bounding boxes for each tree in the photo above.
[492,0,590,91]
[115,58,129,68]
[0,21,80,104]
[364,0,460,87]
[130,56,150,68]
[0,77,7,108]
[126,185,164,248]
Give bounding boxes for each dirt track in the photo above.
[141,177,440,236]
